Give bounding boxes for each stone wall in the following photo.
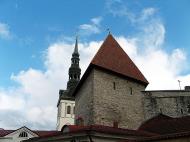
[143,91,190,120]
[75,67,190,129]
[75,69,94,125]
[92,68,146,129]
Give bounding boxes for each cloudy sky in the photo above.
[0,0,190,130]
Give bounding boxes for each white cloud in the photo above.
[91,17,102,25]
[0,22,11,39]
[0,90,25,110]
[105,0,128,17]
[0,38,103,130]
[105,0,157,24]
[79,17,102,36]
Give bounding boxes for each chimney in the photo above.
[185,86,190,91]
[113,121,118,128]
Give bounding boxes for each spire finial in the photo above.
[74,35,79,54]
[106,28,111,34]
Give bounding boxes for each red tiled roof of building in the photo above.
[138,114,190,135]
[33,130,61,137]
[0,129,14,137]
[63,125,157,137]
[91,34,148,85]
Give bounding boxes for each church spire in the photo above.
[73,36,79,55]
[67,36,81,92]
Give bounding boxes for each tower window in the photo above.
[113,82,116,90]
[130,87,133,95]
[19,131,28,137]
[67,106,71,114]
[181,109,183,114]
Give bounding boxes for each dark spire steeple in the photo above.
[73,36,79,55]
[67,36,81,92]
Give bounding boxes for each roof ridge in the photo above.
[91,34,149,85]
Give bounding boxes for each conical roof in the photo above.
[73,34,148,97]
[91,34,148,85]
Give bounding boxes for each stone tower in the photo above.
[56,37,81,131]
[73,34,149,129]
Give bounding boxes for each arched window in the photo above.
[19,131,28,137]
[67,106,71,114]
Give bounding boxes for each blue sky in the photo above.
[0,0,190,129]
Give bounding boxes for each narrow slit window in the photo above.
[113,82,116,90]
[181,109,183,114]
[130,87,133,95]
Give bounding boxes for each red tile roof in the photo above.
[0,129,14,137]
[33,130,60,137]
[63,125,157,137]
[73,34,148,96]
[91,34,148,85]
[138,114,190,135]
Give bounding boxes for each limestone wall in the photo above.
[143,91,190,120]
[75,69,94,125]
[92,68,146,129]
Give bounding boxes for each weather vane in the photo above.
[106,28,111,34]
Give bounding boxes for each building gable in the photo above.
[5,126,38,138]
[91,34,148,85]
[73,34,148,97]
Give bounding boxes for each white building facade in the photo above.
[56,99,75,130]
